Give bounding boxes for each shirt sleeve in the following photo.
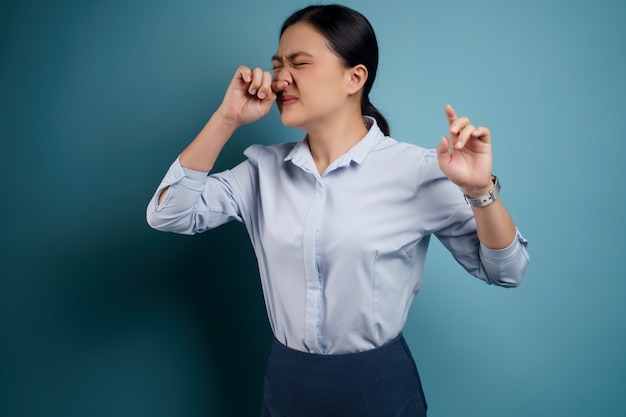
[145,156,252,235]
[416,150,529,287]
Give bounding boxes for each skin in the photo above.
[438,105,516,249]
[270,22,369,172]
[160,22,517,250]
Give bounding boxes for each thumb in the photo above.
[437,136,451,167]
[437,136,450,155]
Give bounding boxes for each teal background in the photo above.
[1,0,625,416]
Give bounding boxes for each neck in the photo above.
[305,108,369,174]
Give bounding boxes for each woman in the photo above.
[147,4,529,416]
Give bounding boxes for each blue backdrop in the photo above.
[1,0,625,416]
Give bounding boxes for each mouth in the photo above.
[280,94,298,106]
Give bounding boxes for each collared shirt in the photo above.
[146,119,529,354]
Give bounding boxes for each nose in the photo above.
[273,66,293,84]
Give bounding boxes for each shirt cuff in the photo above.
[152,157,209,210]
[162,157,209,189]
[479,229,528,264]
[181,165,210,181]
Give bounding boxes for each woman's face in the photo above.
[272,22,356,130]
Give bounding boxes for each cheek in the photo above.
[302,72,345,100]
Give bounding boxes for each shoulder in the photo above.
[372,134,429,156]
[227,142,299,193]
[370,135,439,171]
[243,142,298,165]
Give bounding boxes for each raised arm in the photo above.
[436,104,517,250]
[157,66,287,204]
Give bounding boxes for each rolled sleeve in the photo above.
[416,151,530,288]
[146,157,243,235]
[479,229,530,287]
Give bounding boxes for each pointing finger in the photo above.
[444,104,458,125]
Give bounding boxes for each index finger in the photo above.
[237,65,252,83]
[271,80,288,94]
[444,104,457,125]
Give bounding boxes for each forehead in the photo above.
[274,22,331,56]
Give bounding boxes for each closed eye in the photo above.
[271,51,314,69]
[272,62,308,71]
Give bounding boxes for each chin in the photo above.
[279,112,304,129]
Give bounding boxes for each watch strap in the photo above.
[464,176,500,207]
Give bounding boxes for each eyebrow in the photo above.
[271,51,314,63]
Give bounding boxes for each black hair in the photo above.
[280,4,390,136]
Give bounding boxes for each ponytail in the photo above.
[362,98,390,136]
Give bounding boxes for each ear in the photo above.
[346,64,368,95]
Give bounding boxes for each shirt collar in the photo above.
[284,116,384,173]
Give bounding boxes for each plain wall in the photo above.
[1,0,625,416]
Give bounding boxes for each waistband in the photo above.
[268,332,410,367]
[262,331,427,416]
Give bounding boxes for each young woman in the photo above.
[147,4,529,416]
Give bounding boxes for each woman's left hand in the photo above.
[437,104,494,196]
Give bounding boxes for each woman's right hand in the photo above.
[217,65,288,128]
[172,66,288,177]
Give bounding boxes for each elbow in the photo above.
[481,232,530,288]
[487,257,529,288]
[146,209,164,231]
[146,216,195,235]
[146,207,169,232]
[491,274,524,288]
[145,204,194,235]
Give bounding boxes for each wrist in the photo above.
[461,176,496,197]
[463,176,500,208]
[215,105,242,131]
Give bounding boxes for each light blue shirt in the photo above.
[146,118,529,354]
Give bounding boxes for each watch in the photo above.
[464,176,500,207]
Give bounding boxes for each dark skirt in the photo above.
[260,333,427,417]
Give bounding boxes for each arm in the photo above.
[416,155,528,287]
[436,104,516,250]
[156,66,287,204]
[466,192,516,250]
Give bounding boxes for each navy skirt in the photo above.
[260,334,427,417]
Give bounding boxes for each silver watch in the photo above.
[464,176,500,207]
